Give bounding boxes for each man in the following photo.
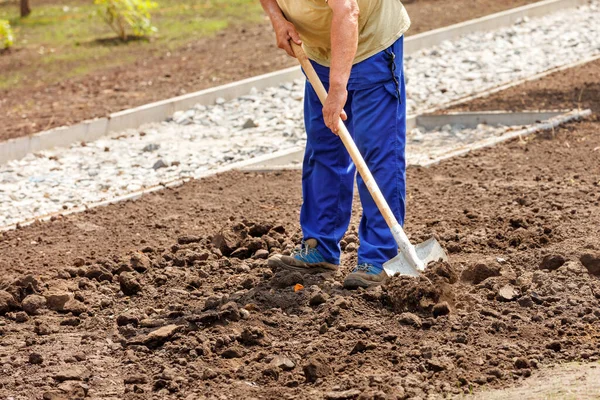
[261,0,411,289]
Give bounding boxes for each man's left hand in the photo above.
[323,85,348,135]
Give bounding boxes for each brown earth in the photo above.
[1,59,600,398]
[444,58,600,117]
[0,0,540,142]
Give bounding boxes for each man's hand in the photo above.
[273,19,302,58]
[323,85,348,135]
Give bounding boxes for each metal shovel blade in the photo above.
[383,237,449,277]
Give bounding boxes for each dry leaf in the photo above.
[293,284,304,292]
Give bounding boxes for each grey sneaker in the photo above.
[343,263,388,289]
[267,239,338,273]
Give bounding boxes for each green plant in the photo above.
[0,19,14,50]
[94,0,158,40]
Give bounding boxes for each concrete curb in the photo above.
[0,0,590,165]
[0,110,589,232]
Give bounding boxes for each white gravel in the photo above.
[1,1,599,228]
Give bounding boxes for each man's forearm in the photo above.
[329,1,359,90]
[260,0,286,26]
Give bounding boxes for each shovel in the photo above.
[291,43,448,277]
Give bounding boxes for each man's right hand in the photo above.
[273,19,302,58]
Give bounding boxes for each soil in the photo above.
[1,58,600,398]
[444,58,600,117]
[0,0,539,142]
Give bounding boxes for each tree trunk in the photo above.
[20,0,31,18]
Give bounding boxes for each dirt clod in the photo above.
[580,254,600,276]
[29,352,44,365]
[119,272,142,296]
[0,290,18,315]
[539,254,566,271]
[462,262,501,284]
[432,301,451,317]
[303,356,332,382]
[398,312,423,328]
[21,294,46,315]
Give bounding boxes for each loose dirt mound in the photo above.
[1,217,599,399]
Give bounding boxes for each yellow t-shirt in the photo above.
[276,0,411,66]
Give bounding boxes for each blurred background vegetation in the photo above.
[0,0,264,89]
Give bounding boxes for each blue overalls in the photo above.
[300,36,407,269]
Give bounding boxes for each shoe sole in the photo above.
[267,257,338,274]
[343,275,386,289]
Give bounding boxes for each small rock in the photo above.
[242,118,258,129]
[119,272,142,296]
[497,284,519,302]
[85,265,113,282]
[240,326,266,346]
[432,301,450,317]
[309,292,330,306]
[398,312,422,328]
[0,290,17,315]
[130,252,151,272]
[539,254,566,271]
[124,374,148,384]
[546,341,562,352]
[142,143,160,152]
[15,311,29,323]
[29,352,44,365]
[53,367,89,382]
[117,312,140,327]
[202,368,218,380]
[34,322,53,336]
[135,324,182,348]
[426,357,453,372]
[517,296,534,308]
[325,389,361,400]
[252,249,269,260]
[21,294,47,315]
[271,355,295,371]
[461,263,501,284]
[63,299,87,316]
[152,159,168,170]
[177,235,202,245]
[303,356,332,382]
[45,291,74,311]
[580,254,600,276]
[350,340,376,354]
[514,358,529,369]
[221,346,245,359]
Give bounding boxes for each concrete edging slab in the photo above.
[0,0,590,165]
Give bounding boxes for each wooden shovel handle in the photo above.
[290,42,399,231]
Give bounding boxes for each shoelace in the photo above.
[292,240,313,257]
[355,263,374,272]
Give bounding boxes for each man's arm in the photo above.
[323,0,359,134]
[260,0,302,57]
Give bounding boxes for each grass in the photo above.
[0,0,264,89]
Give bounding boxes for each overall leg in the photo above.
[344,37,407,287]
[300,79,356,265]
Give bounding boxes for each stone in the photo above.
[53,367,89,382]
[303,356,332,382]
[133,324,182,348]
[497,284,519,301]
[29,352,44,365]
[426,357,454,372]
[271,355,295,371]
[309,292,329,307]
[152,159,168,170]
[398,312,422,328]
[221,346,245,359]
[514,358,529,369]
[119,272,142,296]
[252,249,269,260]
[21,294,47,315]
[580,254,600,276]
[117,312,140,327]
[0,290,18,314]
[124,374,148,384]
[63,299,87,316]
[539,254,566,271]
[45,291,74,311]
[85,265,113,282]
[130,252,151,272]
[242,118,258,129]
[432,301,450,317]
[142,143,160,152]
[15,311,29,322]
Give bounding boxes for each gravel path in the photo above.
[1,1,599,228]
